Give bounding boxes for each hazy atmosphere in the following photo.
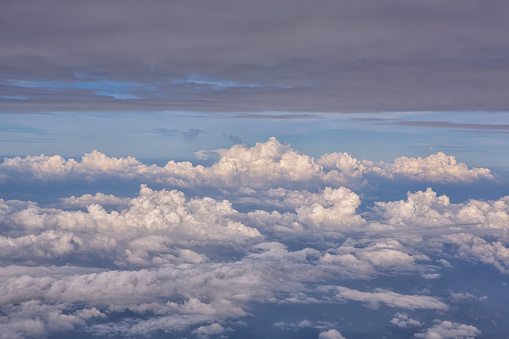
[1,1,509,338]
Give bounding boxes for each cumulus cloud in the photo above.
[390,313,423,328]
[0,146,506,338]
[324,240,423,272]
[372,187,509,231]
[0,185,261,267]
[415,320,481,339]
[0,138,493,189]
[319,329,346,339]
[192,323,226,337]
[445,233,509,274]
[319,151,493,184]
[365,152,493,183]
[0,242,347,338]
[60,193,129,207]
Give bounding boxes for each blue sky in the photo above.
[2,110,509,170]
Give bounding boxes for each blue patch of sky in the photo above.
[173,76,261,89]
[4,78,150,100]
[172,75,295,90]
[4,74,295,102]
[0,96,28,100]
[0,110,508,170]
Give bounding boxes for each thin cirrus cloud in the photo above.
[373,119,509,134]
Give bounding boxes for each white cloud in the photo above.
[334,287,448,310]
[415,320,481,339]
[0,147,505,339]
[192,323,226,337]
[390,312,423,328]
[372,188,453,227]
[364,152,493,183]
[0,185,261,267]
[373,188,509,231]
[295,186,365,230]
[319,329,346,339]
[0,138,493,188]
[445,233,509,273]
[60,193,129,207]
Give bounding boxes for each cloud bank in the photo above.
[0,138,494,189]
[0,139,505,338]
[1,179,508,337]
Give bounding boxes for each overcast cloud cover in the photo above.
[2,0,509,113]
[2,1,509,338]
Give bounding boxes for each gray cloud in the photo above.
[234,113,321,120]
[379,121,509,131]
[1,0,509,113]
[153,128,178,134]
[180,128,210,137]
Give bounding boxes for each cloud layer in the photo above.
[0,138,494,189]
[2,1,509,112]
[1,174,508,337]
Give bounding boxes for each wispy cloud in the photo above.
[379,120,509,131]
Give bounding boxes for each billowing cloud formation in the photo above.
[60,193,129,207]
[319,151,493,184]
[0,138,493,188]
[415,320,481,339]
[319,329,346,339]
[0,185,261,267]
[391,313,423,328]
[373,187,509,230]
[0,147,507,337]
[365,152,492,183]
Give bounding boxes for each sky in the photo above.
[1,1,509,339]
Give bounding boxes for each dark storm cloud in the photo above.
[2,0,509,113]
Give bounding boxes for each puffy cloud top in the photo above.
[367,152,493,183]
[0,139,494,188]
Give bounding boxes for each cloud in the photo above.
[60,192,129,207]
[180,128,210,137]
[233,113,321,120]
[445,233,509,274]
[319,149,494,184]
[319,329,346,339]
[390,313,423,328]
[1,145,509,337]
[380,120,509,131]
[415,320,481,339]
[372,187,509,230]
[334,287,448,310]
[228,134,243,144]
[365,153,493,183]
[192,323,227,338]
[2,1,509,113]
[0,138,493,188]
[153,128,178,134]
[0,185,261,267]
